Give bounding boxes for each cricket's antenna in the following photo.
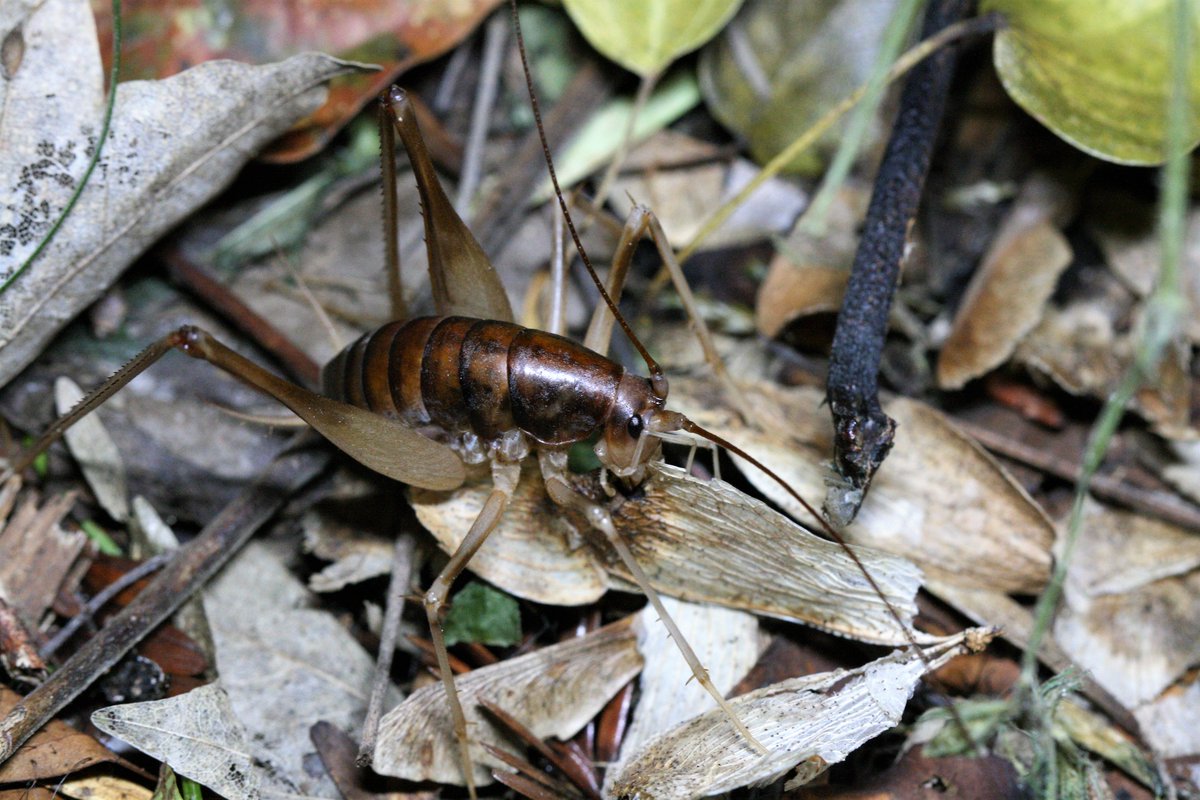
[508,0,667,398]
[681,416,985,758]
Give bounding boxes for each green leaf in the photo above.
[562,0,746,78]
[983,0,1200,164]
[699,0,902,175]
[443,582,522,647]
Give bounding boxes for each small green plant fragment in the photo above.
[81,519,122,556]
[152,765,185,800]
[443,581,521,647]
[562,0,745,78]
[568,439,602,474]
[983,0,1200,164]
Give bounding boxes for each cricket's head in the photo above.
[596,372,683,479]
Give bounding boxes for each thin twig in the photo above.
[0,435,329,765]
[39,553,170,658]
[455,11,509,219]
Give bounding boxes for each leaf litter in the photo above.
[2,1,1199,799]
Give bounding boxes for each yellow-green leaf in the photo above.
[562,0,746,78]
[983,0,1200,165]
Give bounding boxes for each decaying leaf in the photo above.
[93,682,280,800]
[412,461,609,606]
[56,376,129,523]
[95,543,398,799]
[1088,193,1200,345]
[58,774,152,800]
[936,172,1075,390]
[415,460,928,646]
[1014,290,1195,438]
[670,377,1054,595]
[92,0,504,161]
[610,132,806,251]
[373,615,643,786]
[302,508,396,593]
[605,598,761,792]
[1133,676,1200,758]
[755,182,869,338]
[0,0,356,386]
[0,686,119,782]
[1053,500,1200,709]
[607,628,994,800]
[0,490,85,623]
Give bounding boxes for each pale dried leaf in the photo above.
[937,174,1075,389]
[672,377,1054,594]
[56,376,128,523]
[416,459,927,645]
[607,598,761,789]
[607,629,993,800]
[96,543,397,799]
[373,616,642,786]
[302,510,395,592]
[93,682,282,800]
[411,462,608,606]
[1068,498,1200,595]
[1134,677,1200,758]
[1056,569,1200,709]
[611,462,927,645]
[203,543,396,797]
[611,139,806,251]
[0,0,356,384]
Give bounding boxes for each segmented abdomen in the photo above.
[321,316,625,446]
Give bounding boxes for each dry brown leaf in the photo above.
[671,377,1054,594]
[415,460,927,645]
[0,686,118,782]
[756,263,848,339]
[756,182,869,338]
[373,615,642,786]
[1014,285,1195,440]
[936,173,1075,389]
[58,774,152,800]
[0,0,357,385]
[0,490,85,622]
[607,629,994,800]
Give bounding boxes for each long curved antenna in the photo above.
[508,0,667,400]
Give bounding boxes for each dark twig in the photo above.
[161,248,321,387]
[477,697,601,800]
[0,435,329,765]
[824,0,971,525]
[39,552,170,658]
